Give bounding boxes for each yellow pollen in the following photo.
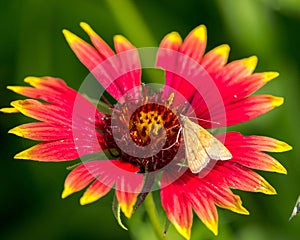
[138,111,165,138]
[166,93,174,107]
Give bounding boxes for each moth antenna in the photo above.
[162,127,182,150]
[186,116,221,125]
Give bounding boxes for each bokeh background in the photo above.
[1,0,299,239]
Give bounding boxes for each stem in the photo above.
[144,192,166,240]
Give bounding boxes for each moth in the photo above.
[180,114,232,173]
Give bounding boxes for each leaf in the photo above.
[112,194,128,230]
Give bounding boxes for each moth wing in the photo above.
[182,119,211,173]
[198,126,232,161]
[182,117,232,173]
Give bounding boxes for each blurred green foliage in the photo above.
[1,0,300,239]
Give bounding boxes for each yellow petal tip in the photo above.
[203,220,218,236]
[10,100,25,109]
[263,72,279,83]
[214,44,230,57]
[14,150,30,160]
[24,76,41,85]
[173,223,191,240]
[114,35,128,44]
[228,196,250,215]
[271,160,287,174]
[243,56,258,71]
[238,206,250,215]
[6,86,16,90]
[8,127,24,137]
[212,228,218,236]
[80,193,98,205]
[261,182,277,195]
[62,29,70,37]
[193,25,207,41]
[80,22,95,36]
[79,22,89,30]
[271,96,284,107]
[7,86,23,92]
[232,203,250,215]
[79,196,88,205]
[275,141,292,152]
[119,202,134,219]
[61,186,74,199]
[62,29,81,45]
[166,32,182,43]
[0,107,19,113]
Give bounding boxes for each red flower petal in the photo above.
[62,29,104,71]
[231,149,286,174]
[9,99,105,161]
[8,77,76,107]
[80,178,113,205]
[180,25,207,62]
[189,191,218,235]
[204,95,284,127]
[222,132,289,173]
[10,99,72,125]
[161,170,248,238]
[113,35,141,100]
[114,161,144,218]
[7,77,104,127]
[159,32,182,50]
[217,56,258,82]
[157,31,183,100]
[211,162,276,194]
[236,134,292,152]
[228,94,283,123]
[161,173,193,240]
[63,29,123,100]
[62,160,143,218]
[201,44,230,73]
[217,72,279,105]
[8,122,72,141]
[80,22,115,60]
[63,25,142,101]
[62,162,98,198]
[14,137,104,161]
[195,173,249,215]
[6,77,108,161]
[165,25,207,104]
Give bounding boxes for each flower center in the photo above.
[102,91,183,172]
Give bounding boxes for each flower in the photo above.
[2,23,292,240]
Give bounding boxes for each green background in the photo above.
[1,0,299,239]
